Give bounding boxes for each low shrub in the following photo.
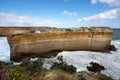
[9,67,30,80]
[45,69,73,80]
[20,58,30,67]
[51,56,76,74]
[65,28,72,32]
[20,58,43,71]
[0,61,13,69]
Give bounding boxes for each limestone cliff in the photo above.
[6,27,113,61]
[0,27,58,36]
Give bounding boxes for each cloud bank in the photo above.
[91,0,120,7]
[77,0,120,28]
[0,12,63,27]
[0,12,40,26]
[78,8,120,22]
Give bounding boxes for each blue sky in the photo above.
[0,0,120,28]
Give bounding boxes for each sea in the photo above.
[0,28,120,80]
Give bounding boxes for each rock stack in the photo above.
[0,27,113,61]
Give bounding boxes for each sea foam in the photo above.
[0,37,10,62]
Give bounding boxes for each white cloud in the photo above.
[0,12,40,25]
[0,12,78,28]
[0,12,64,27]
[62,10,77,16]
[78,8,120,22]
[91,0,97,4]
[91,0,120,7]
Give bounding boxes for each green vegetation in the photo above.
[0,59,113,80]
[65,28,73,32]
[20,58,43,71]
[45,69,73,80]
[51,56,76,74]
[9,67,30,80]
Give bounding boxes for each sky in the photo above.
[0,0,120,28]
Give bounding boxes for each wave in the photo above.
[0,37,120,79]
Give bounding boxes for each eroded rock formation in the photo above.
[0,27,113,61]
[0,26,58,36]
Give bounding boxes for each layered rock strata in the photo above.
[6,27,113,61]
[0,27,58,36]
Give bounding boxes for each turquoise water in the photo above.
[113,28,120,40]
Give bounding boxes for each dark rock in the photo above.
[87,62,105,73]
[109,45,117,51]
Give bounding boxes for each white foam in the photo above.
[0,37,10,62]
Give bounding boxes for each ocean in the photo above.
[0,28,120,80]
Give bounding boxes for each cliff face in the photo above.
[90,27,113,51]
[0,27,58,36]
[6,27,113,61]
[0,27,30,36]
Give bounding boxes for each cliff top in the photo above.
[0,26,113,32]
[7,27,113,45]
